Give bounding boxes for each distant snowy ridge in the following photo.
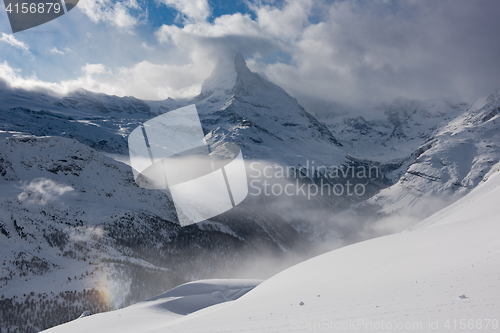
[337,92,500,221]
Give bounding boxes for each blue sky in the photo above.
[1,0,500,109]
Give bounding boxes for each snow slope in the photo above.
[42,279,261,333]
[144,168,500,333]
[42,166,500,332]
[148,166,500,332]
[408,161,500,231]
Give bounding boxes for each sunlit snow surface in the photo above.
[43,170,500,332]
[42,279,261,333]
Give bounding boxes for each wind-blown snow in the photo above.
[42,279,261,333]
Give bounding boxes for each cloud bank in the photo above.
[1,0,500,109]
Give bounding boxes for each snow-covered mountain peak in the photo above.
[486,89,500,103]
[468,89,500,114]
[199,52,288,103]
[193,53,344,166]
[201,52,254,95]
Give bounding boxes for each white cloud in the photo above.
[156,13,265,56]
[82,63,109,75]
[49,47,73,55]
[249,0,500,108]
[78,0,146,31]
[18,178,74,205]
[252,0,312,40]
[0,33,30,52]
[50,47,65,55]
[0,61,116,96]
[157,0,210,23]
[0,60,210,100]
[156,0,312,54]
[141,42,155,51]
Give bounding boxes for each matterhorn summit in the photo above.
[200,52,260,96]
[194,52,344,166]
